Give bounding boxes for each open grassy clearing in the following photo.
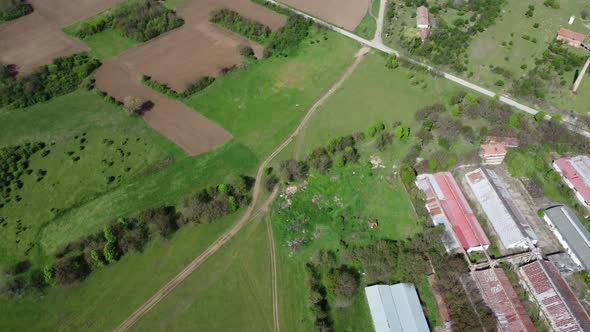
[0,212,239,331]
[129,214,272,332]
[354,12,376,40]
[0,89,182,267]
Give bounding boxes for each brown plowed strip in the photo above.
[280,0,370,31]
[96,58,232,156]
[28,0,126,27]
[116,0,286,92]
[113,46,369,332]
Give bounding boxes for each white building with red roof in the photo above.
[553,156,590,209]
[416,172,490,252]
[480,143,507,165]
[416,6,429,40]
[557,28,586,48]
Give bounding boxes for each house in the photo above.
[479,143,507,165]
[520,260,590,331]
[553,156,590,209]
[557,27,586,48]
[416,172,490,252]
[484,136,519,148]
[365,283,430,332]
[543,205,590,271]
[417,6,430,40]
[465,168,534,250]
[472,268,536,332]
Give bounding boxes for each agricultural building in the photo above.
[472,268,536,332]
[557,28,586,48]
[365,283,430,332]
[417,6,429,40]
[416,172,490,252]
[465,169,531,250]
[479,143,507,165]
[520,260,590,331]
[543,205,590,271]
[484,136,519,148]
[553,156,590,209]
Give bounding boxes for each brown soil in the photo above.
[96,58,232,156]
[116,0,286,92]
[0,0,126,75]
[281,0,370,31]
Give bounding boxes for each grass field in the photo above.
[354,13,376,40]
[0,90,182,267]
[129,215,272,332]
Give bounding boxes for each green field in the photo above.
[355,13,376,40]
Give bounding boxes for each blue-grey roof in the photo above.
[365,283,430,332]
[545,205,590,270]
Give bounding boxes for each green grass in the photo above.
[0,212,240,331]
[417,276,442,328]
[371,0,380,17]
[0,90,183,266]
[354,13,376,40]
[129,215,272,332]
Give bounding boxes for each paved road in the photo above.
[266,0,590,139]
[113,47,370,332]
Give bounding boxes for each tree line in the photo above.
[0,53,100,109]
[142,75,215,98]
[209,8,272,44]
[0,0,32,23]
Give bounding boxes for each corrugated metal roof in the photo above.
[554,156,590,206]
[545,206,590,270]
[520,261,590,331]
[472,268,536,332]
[365,283,430,332]
[465,169,528,249]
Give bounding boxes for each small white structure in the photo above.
[569,15,575,25]
[365,283,430,332]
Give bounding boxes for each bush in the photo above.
[52,254,91,285]
[123,96,146,115]
[141,206,178,238]
[0,0,32,22]
[210,8,271,43]
[330,267,359,308]
[113,0,184,41]
[543,0,560,9]
[266,15,311,56]
[385,54,399,69]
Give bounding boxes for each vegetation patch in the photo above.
[209,8,272,44]
[0,0,32,23]
[142,75,215,98]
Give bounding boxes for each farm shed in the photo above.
[479,143,507,165]
[553,156,590,209]
[416,172,489,252]
[557,28,586,48]
[465,169,531,250]
[472,268,536,332]
[520,260,590,332]
[365,283,430,332]
[543,205,590,271]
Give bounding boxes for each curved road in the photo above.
[113,47,370,332]
[266,0,590,139]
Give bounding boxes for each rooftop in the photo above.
[465,169,529,249]
[472,268,536,332]
[417,6,429,26]
[365,283,430,332]
[416,172,489,250]
[484,136,519,148]
[545,205,590,270]
[480,143,507,156]
[558,27,586,42]
[520,260,590,332]
[554,156,590,206]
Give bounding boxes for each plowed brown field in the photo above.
[0,0,126,75]
[281,0,369,30]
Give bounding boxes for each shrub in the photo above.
[385,54,399,69]
[543,0,560,9]
[123,96,145,115]
[266,14,311,56]
[0,0,32,22]
[52,254,91,285]
[210,8,271,43]
[534,111,546,121]
[113,0,184,42]
[330,266,359,308]
[103,240,119,263]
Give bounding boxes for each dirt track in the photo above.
[113,46,369,332]
[0,0,125,75]
[281,0,370,30]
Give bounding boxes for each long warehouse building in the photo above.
[520,260,590,332]
[465,168,535,250]
[553,156,590,209]
[365,283,430,332]
[472,268,536,332]
[416,172,490,252]
[544,205,590,271]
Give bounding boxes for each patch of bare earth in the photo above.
[96,59,232,156]
[280,0,369,31]
[0,0,126,75]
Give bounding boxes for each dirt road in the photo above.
[266,211,280,332]
[113,46,369,332]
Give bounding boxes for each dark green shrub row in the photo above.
[75,0,183,42]
[0,53,100,108]
[209,8,271,44]
[0,0,32,22]
[265,14,312,56]
[142,75,215,98]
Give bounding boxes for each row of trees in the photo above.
[142,75,215,98]
[209,8,272,44]
[0,53,100,108]
[0,0,32,22]
[75,0,183,42]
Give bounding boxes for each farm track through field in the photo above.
[113,46,369,332]
[266,210,280,332]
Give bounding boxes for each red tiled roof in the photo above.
[419,28,429,40]
[554,157,590,206]
[433,172,490,249]
[417,6,429,26]
[473,268,536,332]
[558,28,586,43]
[484,136,519,148]
[480,143,507,156]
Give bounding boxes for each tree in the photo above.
[509,113,520,128]
[103,240,119,263]
[330,266,359,308]
[90,250,104,268]
[43,265,54,285]
[534,111,546,122]
[394,125,410,139]
[385,54,399,69]
[123,96,145,115]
